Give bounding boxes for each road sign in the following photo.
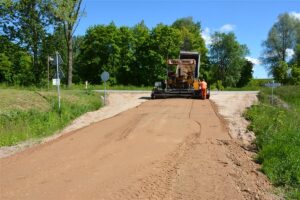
[100,71,109,106]
[101,71,109,82]
[53,68,65,79]
[265,82,281,88]
[52,78,60,86]
[52,53,64,66]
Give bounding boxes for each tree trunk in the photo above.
[33,45,39,83]
[67,24,73,87]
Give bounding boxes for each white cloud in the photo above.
[201,24,236,45]
[290,11,300,20]
[219,24,235,32]
[286,48,295,58]
[201,27,212,45]
[245,56,261,65]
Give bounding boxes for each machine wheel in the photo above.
[151,93,155,99]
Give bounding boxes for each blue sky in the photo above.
[75,0,300,78]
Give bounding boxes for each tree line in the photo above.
[0,0,83,87]
[4,1,298,88]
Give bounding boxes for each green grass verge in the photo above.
[0,89,102,146]
[67,84,152,91]
[0,83,153,91]
[224,79,273,91]
[245,86,300,199]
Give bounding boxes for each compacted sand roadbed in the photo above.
[0,95,276,200]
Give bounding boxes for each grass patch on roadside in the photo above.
[62,84,152,91]
[0,83,153,91]
[245,86,300,199]
[224,79,272,91]
[0,89,101,146]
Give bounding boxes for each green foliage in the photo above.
[273,61,289,84]
[225,78,271,91]
[209,32,249,87]
[291,64,300,85]
[0,89,101,146]
[237,60,254,87]
[248,79,272,87]
[210,80,224,90]
[0,53,12,82]
[293,44,300,66]
[271,85,300,110]
[150,23,182,60]
[75,19,208,86]
[51,0,84,87]
[76,23,122,84]
[13,51,35,85]
[245,86,300,198]
[172,17,208,75]
[0,39,34,86]
[2,0,52,83]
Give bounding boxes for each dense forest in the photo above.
[0,0,299,88]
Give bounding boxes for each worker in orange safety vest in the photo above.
[200,79,207,99]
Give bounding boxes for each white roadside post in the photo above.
[101,71,110,105]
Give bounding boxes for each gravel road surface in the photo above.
[0,92,277,200]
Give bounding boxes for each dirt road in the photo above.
[0,98,275,200]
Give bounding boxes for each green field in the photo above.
[0,88,102,146]
[245,86,300,199]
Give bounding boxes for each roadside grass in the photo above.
[245,86,300,199]
[68,84,152,91]
[224,79,272,91]
[0,83,153,91]
[224,85,260,91]
[270,86,300,111]
[0,88,101,146]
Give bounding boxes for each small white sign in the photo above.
[52,79,60,86]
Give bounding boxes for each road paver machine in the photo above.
[151,51,210,99]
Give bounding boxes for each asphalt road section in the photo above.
[0,98,275,200]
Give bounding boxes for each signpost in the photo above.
[56,52,61,110]
[51,51,64,110]
[101,71,109,105]
[265,80,281,105]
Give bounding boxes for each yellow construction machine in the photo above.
[151,51,210,99]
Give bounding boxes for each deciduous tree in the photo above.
[52,0,84,87]
[262,13,300,77]
[209,32,249,87]
[237,60,253,87]
[2,0,51,84]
